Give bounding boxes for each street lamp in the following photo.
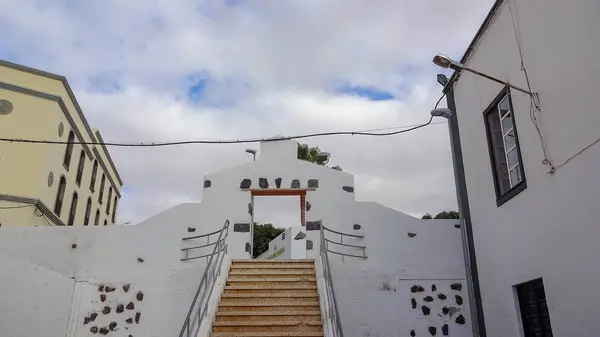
[433,54,534,96]
[430,60,488,336]
[245,149,257,161]
[430,108,453,118]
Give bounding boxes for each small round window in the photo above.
[58,122,64,137]
[0,100,13,115]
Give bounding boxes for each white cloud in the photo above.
[0,0,495,224]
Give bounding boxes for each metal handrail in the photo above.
[178,219,230,337]
[182,228,223,241]
[322,224,367,259]
[320,228,345,337]
[322,226,364,238]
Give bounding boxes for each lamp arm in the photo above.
[462,67,533,96]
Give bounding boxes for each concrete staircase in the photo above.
[211,259,324,337]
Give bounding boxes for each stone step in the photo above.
[211,332,323,337]
[222,292,318,298]
[229,270,316,277]
[232,259,314,264]
[231,264,315,270]
[215,311,321,323]
[219,297,319,305]
[218,304,320,312]
[212,321,322,333]
[223,289,318,296]
[227,277,317,283]
[225,285,317,290]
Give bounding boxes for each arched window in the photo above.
[90,160,98,191]
[76,150,86,186]
[94,209,100,226]
[63,131,75,169]
[54,176,67,216]
[106,187,113,215]
[68,192,78,226]
[83,198,92,226]
[103,219,107,226]
[98,174,106,203]
[111,196,118,223]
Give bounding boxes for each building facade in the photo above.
[448,0,600,336]
[0,60,123,227]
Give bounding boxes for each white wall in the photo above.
[0,252,75,337]
[453,1,600,336]
[0,205,227,337]
[257,226,308,260]
[320,202,471,337]
[203,139,354,259]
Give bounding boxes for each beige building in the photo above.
[0,60,123,227]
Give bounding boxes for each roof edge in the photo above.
[446,0,506,88]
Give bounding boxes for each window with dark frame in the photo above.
[76,150,86,186]
[94,209,100,226]
[516,278,554,337]
[98,173,105,203]
[68,192,78,226]
[483,88,526,206]
[54,176,67,216]
[103,219,107,226]
[63,131,75,170]
[90,160,98,192]
[111,196,118,223]
[83,198,92,226]
[106,187,113,215]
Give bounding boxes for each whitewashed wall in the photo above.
[320,202,471,337]
[257,226,308,260]
[0,252,75,337]
[452,0,600,336]
[202,138,354,259]
[0,206,226,337]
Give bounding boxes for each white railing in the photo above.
[318,223,366,337]
[178,220,229,337]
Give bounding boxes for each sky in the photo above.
[0,0,495,225]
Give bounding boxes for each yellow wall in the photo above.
[0,61,123,227]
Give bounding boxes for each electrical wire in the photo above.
[507,0,555,173]
[0,115,441,148]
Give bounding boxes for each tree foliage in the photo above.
[253,223,285,258]
[297,143,330,165]
[422,211,460,219]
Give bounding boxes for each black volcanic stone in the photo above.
[421,306,430,315]
[240,179,251,189]
[259,178,268,188]
[450,283,462,291]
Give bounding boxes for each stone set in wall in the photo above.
[83,282,144,336]
[409,282,466,336]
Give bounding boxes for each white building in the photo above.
[445,0,600,336]
[0,137,471,337]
